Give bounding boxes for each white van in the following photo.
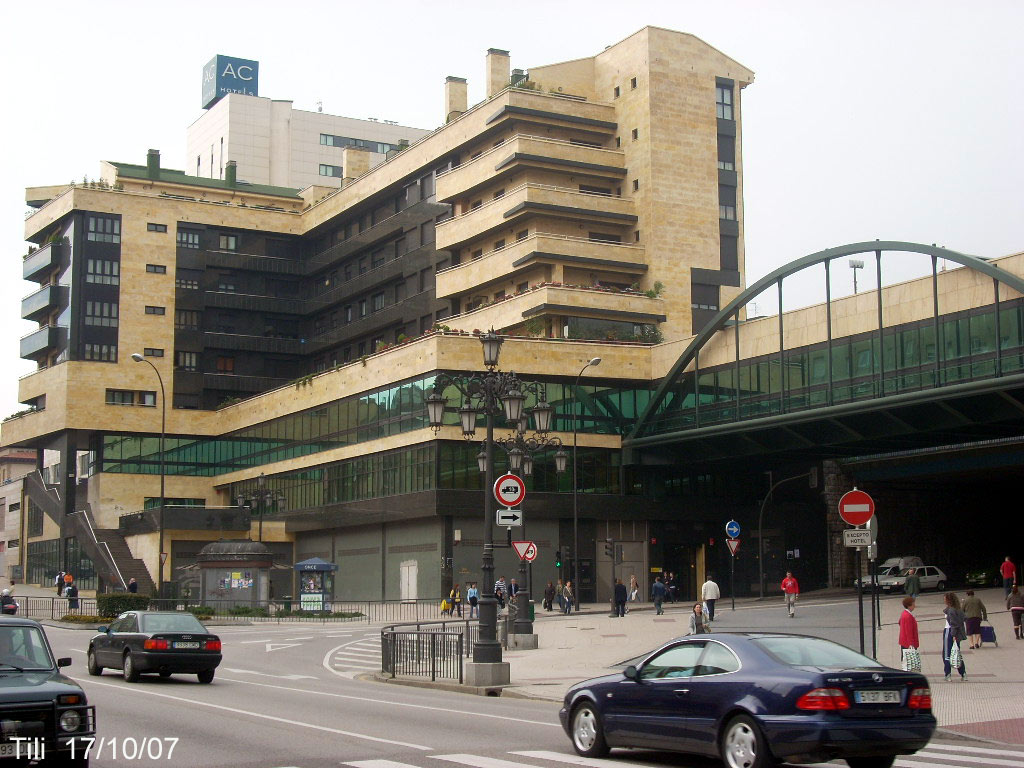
[880,556,924,570]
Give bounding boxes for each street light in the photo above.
[849,259,864,294]
[427,330,566,670]
[572,357,601,604]
[131,352,165,596]
[236,472,288,542]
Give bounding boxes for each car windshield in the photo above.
[752,636,882,669]
[0,626,54,670]
[140,614,208,633]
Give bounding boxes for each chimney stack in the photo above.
[486,48,510,98]
[445,76,467,123]
[225,160,237,187]
[341,146,371,186]
[146,149,160,179]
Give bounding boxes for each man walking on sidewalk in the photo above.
[651,576,667,615]
[1001,557,1018,597]
[781,571,800,618]
[613,579,627,617]
[701,575,721,621]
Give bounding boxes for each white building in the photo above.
[186,94,431,190]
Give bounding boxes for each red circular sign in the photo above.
[494,474,526,507]
[838,489,875,526]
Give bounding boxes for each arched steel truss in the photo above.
[627,241,1024,442]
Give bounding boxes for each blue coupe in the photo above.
[559,633,935,768]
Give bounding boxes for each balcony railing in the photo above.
[21,285,66,323]
[19,325,60,360]
[22,241,64,282]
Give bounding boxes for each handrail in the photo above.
[74,509,127,590]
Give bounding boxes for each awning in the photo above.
[294,557,338,572]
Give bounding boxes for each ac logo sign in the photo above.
[202,55,260,109]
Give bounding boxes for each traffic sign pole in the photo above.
[730,547,735,612]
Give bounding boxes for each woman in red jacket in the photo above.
[898,596,920,671]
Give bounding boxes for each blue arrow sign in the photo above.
[725,520,741,538]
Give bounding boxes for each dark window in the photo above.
[83,344,116,362]
[635,230,641,242]
[344,305,353,323]
[516,230,529,241]
[359,257,367,274]
[105,390,135,406]
[219,234,238,251]
[147,223,167,233]
[471,249,483,260]
[175,278,199,289]
[580,185,612,196]
[493,188,505,199]
[175,351,198,371]
[86,259,119,285]
[420,221,435,245]
[371,249,385,268]
[615,137,621,148]
[632,179,640,192]
[470,200,482,210]
[216,356,235,373]
[493,239,505,251]
[84,301,118,327]
[719,185,737,221]
[613,86,620,98]
[143,348,164,357]
[217,281,236,292]
[395,237,407,257]
[630,77,637,89]
[319,164,343,178]
[719,205,736,221]
[359,299,367,317]
[175,310,200,330]
[691,283,720,311]
[717,134,736,168]
[372,292,384,312]
[144,306,165,315]
[419,268,431,292]
[631,128,638,141]
[177,230,201,249]
[517,282,529,293]
[716,85,734,120]
[86,215,120,243]
[394,282,407,302]
[720,235,738,271]
[145,264,166,274]
[589,232,622,243]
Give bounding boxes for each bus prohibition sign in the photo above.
[494,474,526,507]
[838,489,875,526]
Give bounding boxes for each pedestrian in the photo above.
[449,583,463,618]
[562,581,574,615]
[781,571,800,618]
[629,574,639,603]
[64,578,79,612]
[555,578,565,612]
[0,589,17,616]
[898,596,921,671]
[467,583,479,619]
[1001,556,1018,597]
[494,577,506,609]
[942,592,967,682]
[543,582,555,611]
[509,578,519,604]
[613,578,627,618]
[962,590,987,649]
[55,571,65,595]
[1007,584,1024,640]
[651,576,667,615]
[688,602,710,635]
[127,577,138,594]
[701,575,721,622]
[903,568,921,600]
[667,572,678,603]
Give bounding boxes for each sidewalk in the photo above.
[502,588,1024,745]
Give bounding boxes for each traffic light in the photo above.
[604,538,615,558]
[555,549,562,568]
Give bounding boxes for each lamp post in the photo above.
[849,259,864,294]
[572,358,601,604]
[757,471,810,599]
[427,331,566,671]
[236,472,287,542]
[131,352,166,596]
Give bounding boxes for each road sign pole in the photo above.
[870,554,877,659]
[730,549,735,611]
[856,547,865,655]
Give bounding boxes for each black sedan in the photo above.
[87,611,222,683]
[559,633,935,768]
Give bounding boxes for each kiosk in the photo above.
[294,557,337,611]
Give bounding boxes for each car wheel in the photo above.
[197,669,215,684]
[86,648,102,676]
[721,714,770,768]
[570,701,609,757]
[159,670,172,678]
[123,652,140,683]
[846,756,896,768]
[936,581,946,591]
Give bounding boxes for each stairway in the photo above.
[92,529,157,595]
[24,470,64,524]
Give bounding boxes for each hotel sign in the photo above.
[202,55,259,109]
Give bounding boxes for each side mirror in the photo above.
[57,658,72,668]
[623,664,639,681]
[97,626,108,634]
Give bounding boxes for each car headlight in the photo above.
[59,710,82,732]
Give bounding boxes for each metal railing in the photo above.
[382,617,482,658]
[380,630,464,683]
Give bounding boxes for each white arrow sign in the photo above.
[496,508,522,526]
[264,642,303,653]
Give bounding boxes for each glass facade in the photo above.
[64,537,97,592]
[641,301,1024,437]
[26,539,59,586]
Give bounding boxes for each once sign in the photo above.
[494,473,526,507]
[838,489,875,526]
[512,541,537,561]
[843,529,872,548]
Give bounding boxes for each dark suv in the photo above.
[0,616,95,764]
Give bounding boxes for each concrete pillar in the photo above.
[341,147,371,185]
[445,76,467,123]
[486,48,510,98]
[822,460,855,588]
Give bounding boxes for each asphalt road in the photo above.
[41,594,978,768]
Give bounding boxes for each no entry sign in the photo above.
[494,473,526,507]
[838,489,875,526]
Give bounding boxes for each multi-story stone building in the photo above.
[5,27,754,602]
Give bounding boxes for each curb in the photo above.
[363,671,506,697]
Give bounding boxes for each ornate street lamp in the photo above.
[236,472,288,543]
[573,357,602,603]
[131,352,166,596]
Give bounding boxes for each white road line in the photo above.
[345,761,421,768]
[238,639,274,644]
[216,675,562,727]
[434,755,542,768]
[908,751,1024,767]
[334,649,379,657]
[67,676,432,750]
[282,636,315,641]
[926,744,1024,757]
[333,655,379,665]
[513,752,633,768]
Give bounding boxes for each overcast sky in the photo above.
[2,0,1021,417]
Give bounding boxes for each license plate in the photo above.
[173,641,201,649]
[0,743,16,757]
[855,690,900,704]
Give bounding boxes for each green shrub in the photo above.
[226,605,267,617]
[96,593,152,618]
[187,606,213,615]
[60,614,104,624]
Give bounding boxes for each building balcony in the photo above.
[489,88,618,135]
[22,241,65,283]
[436,134,626,202]
[436,233,647,299]
[21,285,67,323]
[448,283,666,334]
[202,373,291,393]
[435,184,637,251]
[19,325,63,362]
[202,332,306,355]
[204,291,304,315]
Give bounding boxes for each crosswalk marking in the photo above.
[345,761,426,768]
[513,751,643,768]
[898,750,1024,767]
[432,755,536,768]
[926,743,1024,758]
